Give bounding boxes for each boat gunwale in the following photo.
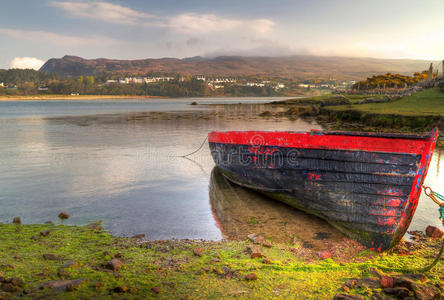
[208,129,432,155]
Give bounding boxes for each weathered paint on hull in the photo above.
[208,129,438,251]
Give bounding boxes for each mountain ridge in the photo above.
[39,55,435,80]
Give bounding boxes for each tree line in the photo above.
[0,69,288,97]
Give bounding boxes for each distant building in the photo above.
[38,87,49,91]
[195,75,206,81]
[105,80,118,85]
[207,77,236,83]
[276,83,285,89]
[246,82,265,87]
[0,82,4,87]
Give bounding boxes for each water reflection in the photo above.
[209,167,345,248]
[413,146,444,230]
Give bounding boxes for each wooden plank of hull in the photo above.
[208,129,438,251]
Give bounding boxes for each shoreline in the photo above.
[0,221,442,299]
[0,95,297,101]
[0,95,169,101]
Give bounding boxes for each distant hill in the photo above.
[39,55,435,80]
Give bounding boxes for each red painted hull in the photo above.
[208,129,438,251]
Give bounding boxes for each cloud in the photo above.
[168,13,241,34]
[10,57,45,70]
[50,1,275,36]
[50,1,151,25]
[164,13,275,36]
[186,37,203,47]
[0,28,120,46]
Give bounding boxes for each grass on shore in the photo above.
[281,94,386,105]
[0,223,443,299]
[327,88,444,117]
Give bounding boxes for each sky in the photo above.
[1,0,444,69]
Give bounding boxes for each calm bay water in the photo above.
[0,98,442,242]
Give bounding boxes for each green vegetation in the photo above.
[328,88,444,116]
[0,223,442,299]
[353,71,431,90]
[281,94,386,106]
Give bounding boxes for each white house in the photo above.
[195,75,206,81]
[0,82,4,87]
[246,82,265,87]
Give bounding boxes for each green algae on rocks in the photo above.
[0,223,442,299]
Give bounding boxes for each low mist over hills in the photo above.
[39,55,435,80]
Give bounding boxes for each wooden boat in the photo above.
[208,128,438,251]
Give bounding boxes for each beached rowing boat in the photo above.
[208,128,438,251]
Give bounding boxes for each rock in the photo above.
[370,292,386,300]
[131,234,145,239]
[380,275,394,288]
[103,258,124,271]
[333,294,364,300]
[61,259,78,269]
[193,248,203,257]
[57,268,67,278]
[425,226,443,238]
[113,286,128,293]
[12,217,21,225]
[313,232,331,240]
[245,245,263,258]
[39,279,86,292]
[368,267,384,278]
[259,111,272,117]
[245,273,258,281]
[40,230,50,237]
[58,212,70,220]
[355,278,380,289]
[0,292,10,300]
[411,283,441,300]
[247,233,265,244]
[42,254,63,261]
[8,278,22,287]
[85,221,104,231]
[1,283,19,293]
[262,241,273,248]
[151,286,160,294]
[393,273,427,283]
[262,258,272,264]
[317,251,332,260]
[343,279,357,289]
[383,287,411,298]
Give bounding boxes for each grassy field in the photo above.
[280,94,386,105]
[0,223,442,299]
[327,88,444,116]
